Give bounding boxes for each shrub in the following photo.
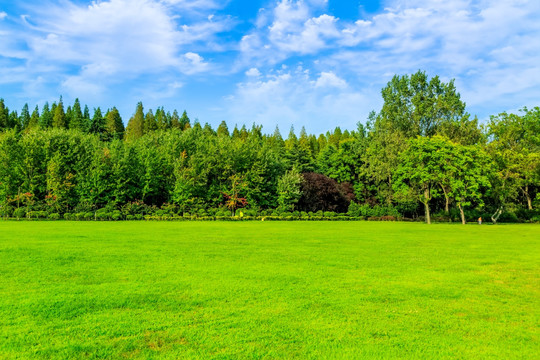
[13,208,26,219]
[498,212,519,223]
[84,212,94,220]
[96,212,111,221]
[111,210,122,221]
[48,213,61,220]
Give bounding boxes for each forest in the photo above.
[0,71,539,223]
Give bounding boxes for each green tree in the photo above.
[69,98,86,131]
[179,110,190,130]
[125,102,145,141]
[0,99,9,130]
[394,137,448,224]
[52,97,67,129]
[448,144,491,224]
[39,102,53,128]
[89,107,105,135]
[144,110,157,133]
[19,104,31,131]
[277,168,302,212]
[28,106,40,130]
[105,107,125,140]
[217,121,230,137]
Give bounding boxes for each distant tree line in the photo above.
[0,71,539,223]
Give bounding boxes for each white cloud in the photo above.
[240,0,341,64]
[245,67,261,77]
[0,11,7,20]
[2,0,232,102]
[181,52,210,74]
[225,67,372,133]
[314,71,347,89]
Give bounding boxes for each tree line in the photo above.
[0,71,538,223]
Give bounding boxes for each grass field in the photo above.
[0,221,539,359]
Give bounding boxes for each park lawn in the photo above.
[0,221,538,359]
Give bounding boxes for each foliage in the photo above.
[0,73,538,222]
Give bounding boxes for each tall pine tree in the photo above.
[125,102,145,141]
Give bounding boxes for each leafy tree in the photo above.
[393,137,449,224]
[298,172,349,212]
[223,174,248,215]
[448,144,491,224]
[277,168,302,212]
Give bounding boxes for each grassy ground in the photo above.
[0,221,538,359]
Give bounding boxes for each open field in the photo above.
[0,222,539,359]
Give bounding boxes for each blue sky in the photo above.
[1,0,539,134]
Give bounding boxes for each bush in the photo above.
[96,212,111,221]
[27,211,47,219]
[13,208,26,219]
[48,213,61,220]
[111,210,122,221]
[84,212,94,220]
[498,212,519,223]
[64,213,73,220]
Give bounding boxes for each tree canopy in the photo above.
[0,73,538,223]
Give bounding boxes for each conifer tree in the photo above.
[231,125,241,139]
[105,107,125,140]
[0,99,9,130]
[39,102,53,128]
[144,110,157,133]
[179,110,190,130]
[20,104,31,130]
[125,102,145,141]
[217,121,230,137]
[83,105,91,123]
[9,111,18,131]
[89,107,105,135]
[52,96,67,128]
[28,106,40,129]
[69,98,85,131]
[170,110,181,129]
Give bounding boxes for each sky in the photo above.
[0,0,539,134]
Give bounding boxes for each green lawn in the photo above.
[0,221,538,359]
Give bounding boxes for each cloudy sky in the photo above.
[0,0,539,133]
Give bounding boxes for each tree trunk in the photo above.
[440,184,449,213]
[491,207,503,224]
[424,188,431,224]
[525,186,532,210]
[458,203,466,225]
[520,185,532,210]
